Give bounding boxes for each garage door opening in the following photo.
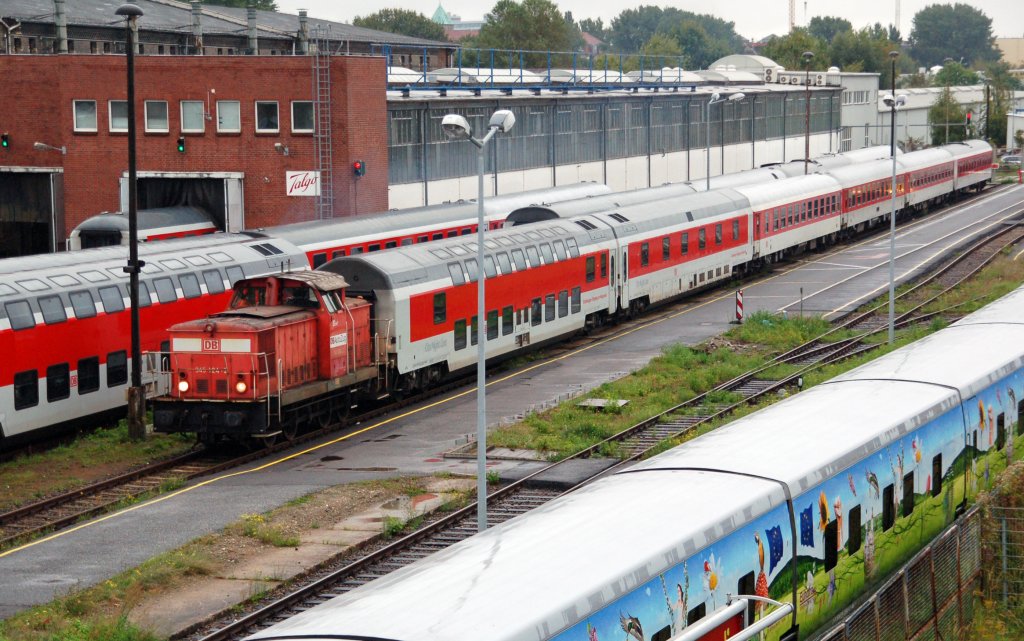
[0,171,62,258]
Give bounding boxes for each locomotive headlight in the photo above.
[178,380,190,393]
[235,380,248,394]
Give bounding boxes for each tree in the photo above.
[1015,130,1024,151]
[203,0,277,9]
[475,0,580,64]
[807,16,852,43]
[353,9,448,41]
[608,5,667,52]
[933,61,980,86]
[760,29,829,71]
[909,3,999,67]
[929,87,968,145]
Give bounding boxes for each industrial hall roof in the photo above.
[2,0,452,48]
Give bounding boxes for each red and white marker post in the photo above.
[734,289,744,323]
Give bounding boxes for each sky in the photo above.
[276,0,1024,41]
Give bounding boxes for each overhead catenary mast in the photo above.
[789,0,796,31]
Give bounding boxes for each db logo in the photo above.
[202,339,221,352]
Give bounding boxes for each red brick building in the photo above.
[0,54,389,258]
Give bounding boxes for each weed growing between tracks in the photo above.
[0,422,194,512]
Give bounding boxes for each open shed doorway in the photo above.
[0,170,63,258]
[121,173,245,233]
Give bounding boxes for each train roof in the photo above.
[505,183,698,225]
[731,173,838,205]
[944,139,994,158]
[261,183,610,249]
[247,469,783,641]
[586,188,749,233]
[772,145,894,178]
[630,379,957,494]
[70,206,215,233]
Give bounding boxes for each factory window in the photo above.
[902,472,914,517]
[73,100,97,132]
[531,298,542,325]
[99,286,124,313]
[640,242,649,267]
[14,370,39,410]
[824,518,838,571]
[433,292,446,325]
[502,305,513,335]
[5,300,35,330]
[662,236,670,261]
[78,357,99,394]
[292,101,314,133]
[39,295,67,325]
[932,454,943,497]
[847,505,862,555]
[202,270,225,295]
[487,309,498,340]
[882,484,895,531]
[558,290,568,317]
[69,290,96,319]
[217,100,241,133]
[454,319,467,350]
[154,278,177,304]
[255,101,280,133]
[47,363,70,402]
[144,100,169,133]
[109,100,128,133]
[180,274,202,299]
[571,287,581,313]
[181,100,205,133]
[107,350,128,387]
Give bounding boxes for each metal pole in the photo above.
[118,3,146,441]
[1002,516,1009,604]
[803,51,813,175]
[705,99,711,191]
[476,142,487,532]
[888,52,898,345]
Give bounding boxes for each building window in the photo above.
[181,100,205,133]
[292,101,314,133]
[255,101,279,133]
[144,100,169,133]
[109,100,128,132]
[217,100,241,133]
[73,100,97,132]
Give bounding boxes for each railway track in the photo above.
[183,199,1024,641]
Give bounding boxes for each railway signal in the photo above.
[1,132,8,148]
[177,136,186,153]
[353,160,365,177]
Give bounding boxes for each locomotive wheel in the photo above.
[282,417,299,441]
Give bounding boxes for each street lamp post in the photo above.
[802,51,814,175]
[441,109,515,532]
[705,92,745,190]
[942,57,954,145]
[885,50,906,346]
[116,2,146,440]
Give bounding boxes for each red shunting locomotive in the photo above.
[152,271,377,443]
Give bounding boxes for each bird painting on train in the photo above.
[865,470,880,499]
[619,613,644,641]
[753,533,769,617]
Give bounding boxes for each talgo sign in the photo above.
[286,171,321,196]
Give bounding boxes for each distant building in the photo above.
[581,32,603,56]
[996,38,1024,67]
[431,3,484,41]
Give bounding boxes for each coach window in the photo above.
[571,287,581,313]
[600,253,608,278]
[487,310,499,340]
[309,252,327,268]
[255,101,279,133]
[773,210,779,231]
[144,100,169,133]
[453,319,467,350]
[640,242,649,267]
[78,357,100,394]
[137,281,152,307]
[433,293,446,325]
[526,246,541,268]
[680,233,689,255]
[531,298,542,325]
[107,350,128,386]
[39,294,67,325]
[154,278,177,304]
[73,99,98,132]
[484,256,497,279]
[217,100,241,133]
[202,270,225,295]
[385,241,398,249]
[902,472,914,517]
[565,238,580,258]
[540,243,555,264]
[47,363,71,402]
[713,223,722,245]
[686,604,706,625]
[99,286,124,313]
[847,505,862,555]
[553,240,568,261]
[698,228,706,250]
[447,263,465,286]
[662,236,670,261]
[558,290,568,317]
[332,250,346,259]
[732,219,740,240]
[585,256,595,282]
[69,290,97,319]
[502,306,513,335]
[447,231,459,238]
[496,252,512,274]
[932,454,943,497]
[291,101,314,133]
[5,300,35,330]
[511,249,527,271]
[461,228,473,236]
[470,315,478,345]
[368,244,381,253]
[180,274,202,299]
[466,258,479,282]
[14,370,39,410]
[545,294,556,322]
[824,518,838,571]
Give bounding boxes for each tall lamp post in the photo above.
[441,109,515,532]
[885,50,906,345]
[705,92,745,190]
[116,3,146,440]
[942,57,954,144]
[802,51,814,174]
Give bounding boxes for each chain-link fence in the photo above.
[815,508,983,641]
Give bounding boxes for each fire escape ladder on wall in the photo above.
[312,27,334,219]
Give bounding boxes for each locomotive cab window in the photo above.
[47,363,70,402]
[283,286,318,309]
[433,293,446,325]
[14,370,39,410]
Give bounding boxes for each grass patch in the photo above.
[725,311,833,351]
[233,513,299,548]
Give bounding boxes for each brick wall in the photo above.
[0,54,388,238]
